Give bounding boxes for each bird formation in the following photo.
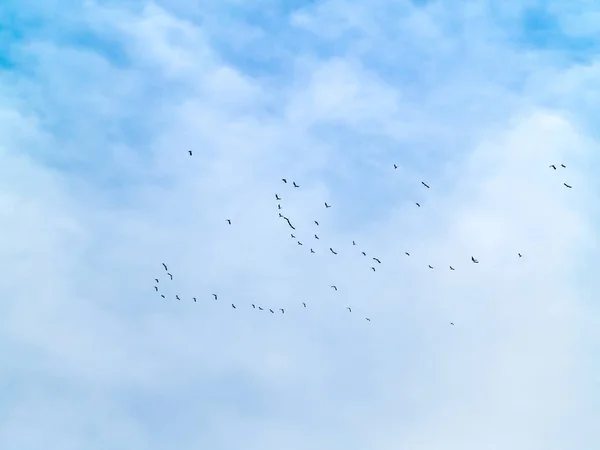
[152,156,568,326]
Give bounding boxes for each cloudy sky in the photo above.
[1,0,600,449]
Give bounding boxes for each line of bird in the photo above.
[548,163,573,188]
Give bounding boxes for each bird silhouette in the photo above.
[428,265,434,269]
[278,204,281,209]
[269,309,274,313]
[280,308,285,313]
[175,295,180,300]
[310,249,315,253]
[362,251,367,256]
[421,181,430,188]
[282,178,287,183]
[518,253,522,257]
[330,285,338,291]
[167,273,173,280]
[297,241,303,246]
[276,194,281,200]
[449,266,455,270]
[293,182,299,187]
[188,150,192,156]
[373,257,381,264]
[302,302,306,307]
[258,306,264,311]
[561,164,566,168]
[415,202,420,207]
[405,252,410,256]
[564,183,572,188]
[162,263,168,271]
[252,304,255,309]
[471,256,479,263]
[193,297,197,302]
[325,202,331,208]
[232,304,236,309]
[226,219,232,224]
[155,278,159,283]
[371,267,376,272]
[314,234,319,239]
[365,318,371,322]
[291,233,296,238]
[154,286,158,291]
[346,307,352,312]
[550,164,556,170]
[394,164,397,169]
[314,220,319,225]
[330,248,337,255]
[352,240,356,245]
[450,322,454,326]
[283,216,295,229]
[278,212,283,217]
[213,294,218,300]
[161,294,165,298]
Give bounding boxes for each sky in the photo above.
[1,0,600,449]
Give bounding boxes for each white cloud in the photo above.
[0,1,599,449]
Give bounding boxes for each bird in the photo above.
[278,204,281,209]
[154,286,158,291]
[346,307,352,312]
[365,318,371,322]
[362,251,367,256]
[428,265,434,269]
[252,304,255,309]
[162,263,168,271]
[330,285,338,291]
[325,202,331,208]
[258,306,264,311]
[415,202,420,207]
[450,322,454,326]
[314,220,319,225]
[421,181,430,188]
[293,182,299,187]
[564,183,572,188]
[155,278,159,283]
[283,216,295,229]
[161,294,165,298]
[212,294,218,300]
[373,257,381,264]
[226,219,231,224]
[352,240,356,245]
[291,233,296,238]
[394,164,397,169]
[167,273,173,280]
[188,150,192,156]
[275,194,281,200]
[193,297,197,302]
[471,256,479,263]
[269,309,274,313]
[314,234,319,239]
[550,164,557,170]
[282,178,287,183]
[310,249,315,253]
[561,164,566,168]
[297,241,303,246]
[175,295,180,300]
[302,302,306,307]
[405,252,410,256]
[330,248,337,255]
[280,308,285,313]
[449,266,455,270]
[371,267,376,272]
[278,212,283,217]
[232,304,236,309]
[518,253,522,257]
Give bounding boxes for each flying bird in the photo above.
[415,202,420,207]
[362,252,367,256]
[405,252,410,256]
[365,318,371,322]
[373,257,381,264]
[283,216,296,229]
[371,267,376,272]
[226,219,232,224]
[293,182,299,188]
[275,194,281,200]
[193,297,197,302]
[162,263,168,271]
[564,183,572,188]
[282,178,287,183]
[394,164,397,169]
[258,306,264,311]
[161,294,165,298]
[155,278,159,283]
[167,273,173,280]
[175,295,180,300]
[561,164,566,168]
[213,294,218,300]
[471,256,479,263]
[188,150,192,156]
[302,302,306,307]
[421,181,430,188]
[449,266,455,270]
[330,248,337,255]
[518,253,522,257]
[325,202,331,208]
[280,308,285,313]
[450,322,454,326]
[269,309,274,313]
[310,249,315,253]
[278,204,281,209]
[314,234,319,239]
[252,304,255,309]
[352,240,356,246]
[278,212,283,217]
[314,220,319,225]
[291,234,296,238]
[154,286,158,291]
[550,164,556,170]
[297,241,303,245]
[428,265,434,269]
[346,307,352,312]
[232,304,236,309]
[330,285,338,291]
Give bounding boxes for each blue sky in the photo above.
[1,1,600,449]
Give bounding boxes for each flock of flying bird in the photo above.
[152,155,572,325]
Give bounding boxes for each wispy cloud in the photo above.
[1,1,599,449]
